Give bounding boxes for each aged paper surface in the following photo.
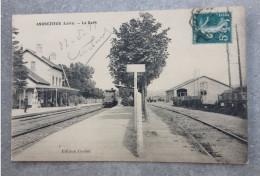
[11,6,247,163]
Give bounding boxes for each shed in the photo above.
[165,76,231,104]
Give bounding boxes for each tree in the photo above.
[61,63,104,99]
[107,12,171,119]
[12,27,28,109]
[92,88,105,98]
[119,87,133,98]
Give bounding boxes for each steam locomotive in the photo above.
[103,88,118,108]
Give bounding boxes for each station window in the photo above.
[56,77,58,86]
[31,61,36,71]
[52,76,54,86]
[200,90,207,96]
[177,88,187,97]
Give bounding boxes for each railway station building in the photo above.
[165,76,231,104]
[12,46,79,109]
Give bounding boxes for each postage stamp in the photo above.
[192,12,232,44]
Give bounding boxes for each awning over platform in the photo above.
[26,85,79,92]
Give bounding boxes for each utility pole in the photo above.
[226,7,232,88]
[235,24,243,93]
[226,43,232,87]
[193,70,196,96]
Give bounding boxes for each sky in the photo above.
[13,7,246,93]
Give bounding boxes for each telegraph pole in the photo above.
[235,24,243,93]
[226,7,232,88]
[226,43,232,87]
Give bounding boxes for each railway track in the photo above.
[12,107,90,128]
[12,104,103,138]
[170,115,217,161]
[150,104,248,144]
[149,104,248,163]
[11,104,105,155]
[12,107,80,120]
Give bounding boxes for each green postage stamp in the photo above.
[192,12,232,44]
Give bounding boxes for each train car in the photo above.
[147,97,157,102]
[218,88,247,117]
[172,96,202,108]
[103,88,118,108]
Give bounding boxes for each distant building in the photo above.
[12,46,79,109]
[165,76,231,104]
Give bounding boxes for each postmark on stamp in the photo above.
[192,12,232,44]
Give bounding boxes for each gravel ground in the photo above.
[149,105,248,164]
[152,102,248,140]
[122,113,137,157]
[142,107,216,163]
[12,105,105,156]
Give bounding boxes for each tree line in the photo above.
[61,63,104,99]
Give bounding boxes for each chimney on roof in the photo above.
[36,44,42,57]
[49,52,56,61]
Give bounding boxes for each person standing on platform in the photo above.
[24,96,28,113]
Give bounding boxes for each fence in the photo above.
[83,98,103,104]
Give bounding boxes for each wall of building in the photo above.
[26,78,37,88]
[50,68,63,87]
[200,77,231,104]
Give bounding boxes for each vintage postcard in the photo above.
[11,6,247,163]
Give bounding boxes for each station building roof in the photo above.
[27,68,50,85]
[24,49,63,72]
[166,76,231,92]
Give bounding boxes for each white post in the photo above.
[56,88,58,107]
[134,72,137,132]
[126,64,145,157]
[137,92,143,155]
[66,91,68,106]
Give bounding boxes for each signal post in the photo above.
[126,64,145,156]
